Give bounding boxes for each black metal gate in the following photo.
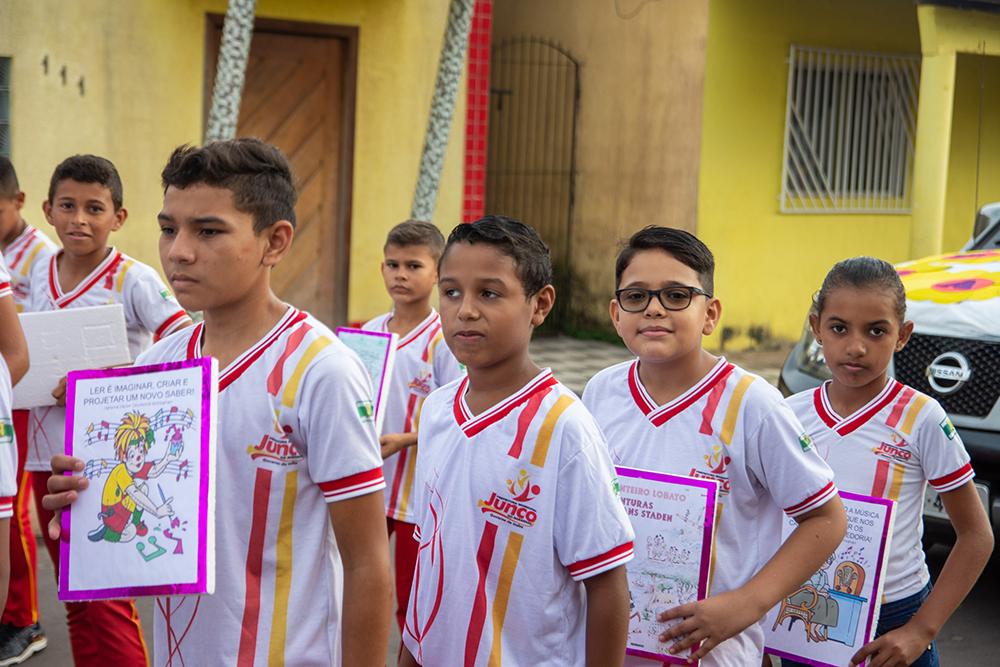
[487,37,579,332]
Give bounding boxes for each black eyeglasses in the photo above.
[615,286,712,313]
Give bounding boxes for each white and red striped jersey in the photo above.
[786,380,973,602]
[0,355,15,519]
[137,307,384,667]
[583,359,837,667]
[24,249,191,472]
[403,369,635,667]
[0,252,12,299]
[362,309,463,523]
[3,224,58,310]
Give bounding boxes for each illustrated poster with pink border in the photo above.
[335,327,397,434]
[59,357,218,601]
[617,466,718,665]
[764,491,896,667]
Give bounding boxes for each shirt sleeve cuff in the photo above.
[154,310,192,340]
[318,468,386,503]
[929,462,974,493]
[0,496,13,519]
[784,481,838,518]
[567,541,634,581]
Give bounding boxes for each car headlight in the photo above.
[795,323,832,380]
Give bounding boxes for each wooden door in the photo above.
[206,20,355,326]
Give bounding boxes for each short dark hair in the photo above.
[385,220,446,260]
[443,216,553,297]
[48,155,124,210]
[0,157,19,199]
[615,226,715,294]
[161,138,297,232]
[813,256,906,323]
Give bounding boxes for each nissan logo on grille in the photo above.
[926,352,972,395]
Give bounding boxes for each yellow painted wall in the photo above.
[492,0,709,332]
[943,53,1000,251]
[0,0,464,324]
[699,0,919,348]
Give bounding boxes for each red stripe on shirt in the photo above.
[507,387,552,458]
[699,379,728,435]
[399,316,439,350]
[236,468,272,667]
[55,250,123,308]
[784,481,836,515]
[871,460,891,497]
[568,541,635,579]
[265,322,313,395]
[464,522,498,667]
[7,229,35,269]
[219,310,307,391]
[836,381,903,436]
[318,467,385,500]
[403,393,419,433]
[421,324,442,362]
[453,377,472,426]
[154,310,191,341]
[185,324,203,360]
[885,386,916,428]
[386,447,410,518]
[651,363,734,427]
[813,386,838,428]
[627,362,653,415]
[460,374,558,437]
[929,462,974,491]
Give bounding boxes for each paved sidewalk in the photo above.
[531,335,786,394]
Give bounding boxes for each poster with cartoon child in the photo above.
[764,491,895,667]
[59,357,218,601]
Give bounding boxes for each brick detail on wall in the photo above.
[462,0,493,222]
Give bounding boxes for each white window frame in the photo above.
[780,45,920,214]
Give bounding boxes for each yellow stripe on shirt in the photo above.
[888,463,906,502]
[115,259,135,293]
[488,531,524,667]
[281,337,332,408]
[19,244,43,277]
[720,376,755,446]
[899,394,929,435]
[530,395,574,468]
[268,471,298,666]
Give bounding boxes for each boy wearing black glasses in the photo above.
[582,226,846,667]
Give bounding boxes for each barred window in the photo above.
[780,45,920,214]
[0,58,9,157]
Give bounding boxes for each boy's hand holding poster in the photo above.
[764,491,896,667]
[616,466,718,665]
[59,357,218,601]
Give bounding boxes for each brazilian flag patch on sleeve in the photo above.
[939,417,957,440]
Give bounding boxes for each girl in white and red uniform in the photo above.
[781,257,993,667]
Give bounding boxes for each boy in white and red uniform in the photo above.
[44,139,392,666]
[0,326,20,618]
[583,226,846,667]
[400,217,635,667]
[0,251,27,618]
[26,155,190,666]
[0,156,55,662]
[362,219,463,630]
